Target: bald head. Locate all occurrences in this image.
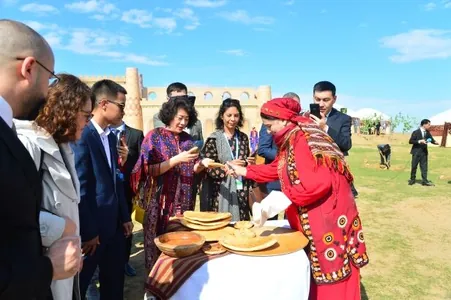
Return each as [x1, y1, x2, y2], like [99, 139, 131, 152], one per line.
[0, 19, 53, 65]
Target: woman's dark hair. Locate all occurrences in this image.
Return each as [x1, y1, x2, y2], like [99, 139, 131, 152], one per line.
[35, 73, 93, 144]
[260, 113, 279, 121]
[215, 98, 244, 129]
[159, 96, 198, 128]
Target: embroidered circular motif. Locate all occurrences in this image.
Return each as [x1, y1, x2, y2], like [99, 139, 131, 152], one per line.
[324, 248, 337, 261]
[357, 230, 365, 243]
[337, 215, 348, 228]
[352, 217, 360, 230]
[323, 232, 334, 245]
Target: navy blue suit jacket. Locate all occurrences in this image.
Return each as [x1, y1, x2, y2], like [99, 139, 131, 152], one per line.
[72, 122, 131, 243]
[257, 124, 281, 191]
[326, 108, 352, 156]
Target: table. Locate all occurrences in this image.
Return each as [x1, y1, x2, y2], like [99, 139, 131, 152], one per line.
[168, 220, 311, 300]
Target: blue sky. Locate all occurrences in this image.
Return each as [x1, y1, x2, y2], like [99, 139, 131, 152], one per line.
[1, 0, 450, 121]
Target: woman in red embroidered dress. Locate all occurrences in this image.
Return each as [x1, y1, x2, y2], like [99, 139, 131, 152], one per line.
[226, 98, 369, 300]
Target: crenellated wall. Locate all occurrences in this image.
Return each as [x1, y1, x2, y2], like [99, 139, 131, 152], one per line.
[80, 67, 272, 138]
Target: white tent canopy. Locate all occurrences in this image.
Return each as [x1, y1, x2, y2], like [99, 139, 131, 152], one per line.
[350, 108, 390, 120]
[430, 109, 451, 125]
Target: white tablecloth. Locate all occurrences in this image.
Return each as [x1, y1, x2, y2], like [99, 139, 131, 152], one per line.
[169, 220, 311, 300]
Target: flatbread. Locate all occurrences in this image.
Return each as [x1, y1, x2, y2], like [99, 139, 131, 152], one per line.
[207, 162, 225, 169]
[233, 229, 256, 238]
[193, 226, 236, 242]
[234, 221, 254, 229]
[219, 235, 277, 252]
[188, 146, 199, 154]
[184, 216, 232, 226]
[183, 211, 232, 223]
[181, 219, 230, 231]
[202, 242, 227, 255]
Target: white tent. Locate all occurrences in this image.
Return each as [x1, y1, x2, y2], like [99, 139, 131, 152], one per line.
[353, 108, 390, 120]
[430, 109, 451, 125]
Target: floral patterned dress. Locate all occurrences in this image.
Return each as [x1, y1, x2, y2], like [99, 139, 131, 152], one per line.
[131, 127, 197, 269]
[200, 130, 253, 221]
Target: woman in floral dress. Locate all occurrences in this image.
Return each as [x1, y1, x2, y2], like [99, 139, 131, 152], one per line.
[131, 96, 210, 272]
[199, 98, 255, 221]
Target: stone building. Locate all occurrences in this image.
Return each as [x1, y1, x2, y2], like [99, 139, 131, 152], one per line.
[80, 67, 272, 138]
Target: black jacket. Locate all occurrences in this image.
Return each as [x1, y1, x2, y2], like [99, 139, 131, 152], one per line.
[0, 117, 53, 299]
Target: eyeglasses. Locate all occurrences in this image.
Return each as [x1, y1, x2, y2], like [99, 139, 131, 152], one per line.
[106, 99, 125, 111]
[15, 57, 60, 86]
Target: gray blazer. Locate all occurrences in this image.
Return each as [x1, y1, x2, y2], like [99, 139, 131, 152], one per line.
[153, 112, 204, 147]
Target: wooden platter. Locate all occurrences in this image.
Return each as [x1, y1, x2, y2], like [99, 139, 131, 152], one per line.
[223, 226, 309, 257]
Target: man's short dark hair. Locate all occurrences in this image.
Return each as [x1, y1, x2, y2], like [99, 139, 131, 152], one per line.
[166, 82, 187, 97]
[283, 92, 300, 101]
[159, 96, 198, 128]
[313, 81, 336, 96]
[421, 119, 431, 126]
[91, 79, 127, 105]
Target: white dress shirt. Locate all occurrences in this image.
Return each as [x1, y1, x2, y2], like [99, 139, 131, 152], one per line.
[0, 95, 13, 128]
[91, 119, 112, 168]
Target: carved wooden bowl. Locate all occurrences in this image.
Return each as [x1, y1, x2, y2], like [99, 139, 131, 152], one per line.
[154, 231, 206, 258]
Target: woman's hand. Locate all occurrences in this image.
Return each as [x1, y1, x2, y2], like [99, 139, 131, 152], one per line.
[224, 163, 247, 178]
[246, 157, 256, 165]
[175, 151, 199, 164]
[201, 158, 214, 168]
[230, 159, 246, 166]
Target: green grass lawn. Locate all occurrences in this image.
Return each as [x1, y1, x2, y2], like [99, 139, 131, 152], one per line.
[348, 134, 451, 300]
[125, 133, 451, 300]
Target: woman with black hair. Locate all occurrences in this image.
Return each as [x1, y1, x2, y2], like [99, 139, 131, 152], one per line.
[131, 96, 211, 271]
[199, 98, 255, 221]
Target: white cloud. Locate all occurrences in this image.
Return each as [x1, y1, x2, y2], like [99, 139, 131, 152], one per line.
[220, 49, 247, 56]
[184, 0, 227, 8]
[445, 1, 451, 8]
[424, 2, 437, 10]
[65, 0, 115, 13]
[1, 0, 19, 6]
[380, 29, 451, 63]
[153, 17, 177, 33]
[121, 9, 153, 28]
[173, 8, 200, 30]
[24, 20, 60, 31]
[218, 10, 274, 25]
[20, 3, 59, 15]
[24, 22, 168, 66]
[283, 0, 295, 5]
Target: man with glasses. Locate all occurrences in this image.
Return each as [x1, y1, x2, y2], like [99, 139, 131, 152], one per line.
[0, 19, 82, 299]
[71, 79, 133, 300]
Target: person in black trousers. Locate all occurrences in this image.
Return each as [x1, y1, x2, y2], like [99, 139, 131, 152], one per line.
[408, 119, 438, 186]
[111, 120, 144, 276]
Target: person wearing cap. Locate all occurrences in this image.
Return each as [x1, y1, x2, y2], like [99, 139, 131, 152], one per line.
[226, 98, 369, 300]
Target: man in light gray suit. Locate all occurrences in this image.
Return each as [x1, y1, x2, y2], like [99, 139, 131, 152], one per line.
[153, 82, 204, 148]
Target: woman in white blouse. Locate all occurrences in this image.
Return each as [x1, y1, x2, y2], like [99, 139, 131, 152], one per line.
[14, 74, 93, 300]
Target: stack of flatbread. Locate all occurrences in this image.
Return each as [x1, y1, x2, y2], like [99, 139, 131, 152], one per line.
[181, 211, 232, 231]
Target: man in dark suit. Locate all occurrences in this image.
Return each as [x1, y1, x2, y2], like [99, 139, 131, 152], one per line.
[153, 82, 204, 148]
[0, 19, 81, 299]
[72, 80, 133, 300]
[110, 117, 144, 277]
[309, 81, 357, 197]
[258, 92, 300, 220]
[408, 119, 438, 186]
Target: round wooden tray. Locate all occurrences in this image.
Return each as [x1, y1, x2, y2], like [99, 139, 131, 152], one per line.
[225, 226, 309, 257]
